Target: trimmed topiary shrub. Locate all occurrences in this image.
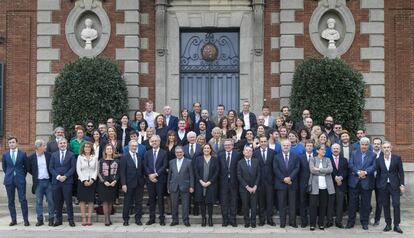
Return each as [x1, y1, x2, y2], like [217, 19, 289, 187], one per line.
[52, 57, 128, 135]
[290, 58, 365, 138]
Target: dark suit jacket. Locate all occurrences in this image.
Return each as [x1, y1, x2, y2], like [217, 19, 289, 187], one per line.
[166, 115, 179, 132]
[2, 149, 28, 185]
[189, 111, 201, 125]
[348, 150, 376, 190]
[376, 154, 405, 190]
[116, 126, 133, 147]
[273, 153, 300, 190]
[168, 158, 194, 193]
[143, 148, 168, 183]
[253, 148, 275, 186]
[194, 156, 219, 203]
[27, 152, 52, 194]
[298, 153, 311, 190]
[120, 152, 145, 188]
[238, 112, 257, 129]
[176, 131, 188, 146]
[329, 154, 348, 192]
[49, 150, 76, 185]
[218, 150, 241, 188]
[237, 158, 260, 189]
[46, 139, 59, 153]
[183, 143, 202, 161]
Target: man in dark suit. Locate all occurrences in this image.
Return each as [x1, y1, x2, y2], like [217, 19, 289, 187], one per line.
[210, 104, 226, 125]
[218, 139, 241, 227]
[2, 136, 29, 226]
[183, 131, 202, 160]
[189, 102, 202, 125]
[253, 136, 275, 226]
[372, 137, 384, 226]
[168, 146, 194, 227]
[47, 127, 65, 153]
[144, 135, 168, 226]
[238, 100, 257, 130]
[294, 109, 311, 132]
[237, 146, 260, 228]
[376, 141, 405, 234]
[27, 139, 55, 226]
[298, 140, 313, 228]
[49, 138, 76, 227]
[176, 119, 188, 146]
[273, 140, 300, 228]
[164, 105, 179, 132]
[120, 140, 145, 226]
[329, 143, 348, 228]
[346, 137, 376, 230]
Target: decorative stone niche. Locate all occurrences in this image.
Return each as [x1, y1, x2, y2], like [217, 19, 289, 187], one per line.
[65, 0, 111, 58]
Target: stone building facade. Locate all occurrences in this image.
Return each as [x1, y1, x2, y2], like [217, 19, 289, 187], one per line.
[0, 0, 411, 168]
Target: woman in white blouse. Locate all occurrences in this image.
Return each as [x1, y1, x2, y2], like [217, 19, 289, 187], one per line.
[76, 142, 98, 226]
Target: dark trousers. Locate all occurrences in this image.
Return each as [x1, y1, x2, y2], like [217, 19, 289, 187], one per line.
[122, 185, 144, 222]
[299, 186, 309, 226]
[258, 183, 274, 223]
[379, 184, 401, 226]
[171, 190, 190, 223]
[277, 189, 296, 225]
[53, 183, 74, 222]
[374, 187, 382, 222]
[5, 181, 28, 222]
[348, 183, 372, 226]
[240, 189, 257, 225]
[199, 200, 213, 218]
[147, 181, 166, 221]
[333, 188, 345, 224]
[220, 184, 238, 223]
[309, 189, 328, 227]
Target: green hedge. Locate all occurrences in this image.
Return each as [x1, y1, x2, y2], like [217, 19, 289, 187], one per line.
[52, 57, 128, 135]
[290, 58, 365, 138]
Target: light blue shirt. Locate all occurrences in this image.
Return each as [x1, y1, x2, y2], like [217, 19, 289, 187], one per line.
[37, 153, 49, 179]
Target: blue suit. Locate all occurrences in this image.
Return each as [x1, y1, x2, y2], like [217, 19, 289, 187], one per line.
[49, 150, 76, 222]
[2, 149, 29, 222]
[166, 115, 179, 132]
[347, 150, 376, 227]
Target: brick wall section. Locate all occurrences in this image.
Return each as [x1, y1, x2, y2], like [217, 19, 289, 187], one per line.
[138, 0, 155, 110]
[0, 1, 37, 152]
[385, 0, 414, 161]
[263, 0, 280, 114]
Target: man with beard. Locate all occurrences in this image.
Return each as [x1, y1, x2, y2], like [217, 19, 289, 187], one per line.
[322, 116, 336, 145]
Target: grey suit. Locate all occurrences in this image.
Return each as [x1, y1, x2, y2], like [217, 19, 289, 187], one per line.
[308, 157, 335, 195]
[168, 158, 194, 223]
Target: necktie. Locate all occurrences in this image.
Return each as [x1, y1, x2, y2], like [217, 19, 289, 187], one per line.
[335, 157, 339, 170]
[11, 151, 16, 165]
[247, 160, 251, 174]
[215, 139, 219, 152]
[133, 153, 137, 168]
[60, 151, 65, 165]
[284, 154, 289, 169]
[226, 152, 231, 169]
[361, 154, 365, 165]
[190, 144, 194, 158]
[308, 154, 311, 162]
[153, 150, 158, 173]
[262, 149, 266, 162]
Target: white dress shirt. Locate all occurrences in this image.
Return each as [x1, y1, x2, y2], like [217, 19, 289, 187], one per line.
[76, 155, 98, 181]
[37, 153, 49, 179]
[243, 112, 250, 129]
[176, 158, 184, 172]
[318, 162, 327, 189]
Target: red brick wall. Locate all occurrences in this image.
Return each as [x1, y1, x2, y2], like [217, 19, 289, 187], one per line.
[139, 0, 156, 110]
[0, 1, 37, 152]
[263, 0, 280, 112]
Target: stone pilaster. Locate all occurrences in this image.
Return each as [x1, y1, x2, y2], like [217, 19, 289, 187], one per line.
[361, 0, 385, 138]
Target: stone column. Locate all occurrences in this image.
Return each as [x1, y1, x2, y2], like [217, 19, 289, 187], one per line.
[360, 0, 385, 138]
[279, 0, 304, 108]
[36, 0, 61, 141]
[116, 0, 141, 115]
[155, 0, 168, 112]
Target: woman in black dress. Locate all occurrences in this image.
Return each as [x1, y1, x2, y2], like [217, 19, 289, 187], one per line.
[155, 114, 169, 146]
[76, 142, 98, 226]
[97, 144, 120, 226]
[165, 130, 177, 161]
[194, 144, 219, 227]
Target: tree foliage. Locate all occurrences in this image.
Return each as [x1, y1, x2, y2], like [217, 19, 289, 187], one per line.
[52, 57, 128, 135]
[290, 58, 365, 138]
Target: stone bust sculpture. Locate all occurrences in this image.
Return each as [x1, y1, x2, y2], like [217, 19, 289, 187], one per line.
[81, 18, 98, 50]
[321, 18, 340, 49]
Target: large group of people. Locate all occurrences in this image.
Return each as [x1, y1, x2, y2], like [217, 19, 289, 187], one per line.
[1, 100, 405, 233]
